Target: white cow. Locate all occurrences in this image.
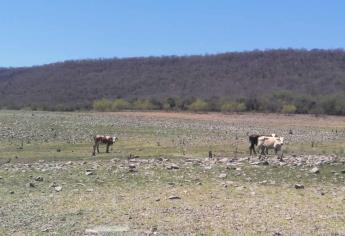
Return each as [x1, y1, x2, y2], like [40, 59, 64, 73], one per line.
[257, 135, 284, 160]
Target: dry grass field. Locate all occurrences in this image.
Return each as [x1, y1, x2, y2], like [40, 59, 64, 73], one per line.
[0, 110, 345, 235]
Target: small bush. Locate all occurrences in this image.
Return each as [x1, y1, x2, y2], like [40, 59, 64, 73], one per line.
[282, 104, 297, 114]
[188, 99, 210, 112]
[221, 102, 246, 112]
[93, 98, 112, 111]
[163, 97, 176, 110]
[111, 99, 131, 111]
[132, 99, 158, 110]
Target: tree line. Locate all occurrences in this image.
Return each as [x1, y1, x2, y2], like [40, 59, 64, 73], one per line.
[1, 49, 345, 111]
[91, 91, 345, 115]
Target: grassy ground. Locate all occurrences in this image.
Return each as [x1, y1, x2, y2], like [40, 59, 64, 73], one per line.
[0, 110, 345, 235]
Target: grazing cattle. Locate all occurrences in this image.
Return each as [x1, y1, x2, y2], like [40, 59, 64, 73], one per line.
[249, 134, 276, 155]
[257, 135, 284, 160]
[92, 135, 118, 156]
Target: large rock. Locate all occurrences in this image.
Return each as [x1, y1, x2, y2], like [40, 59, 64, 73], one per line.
[55, 186, 62, 192]
[128, 164, 136, 169]
[218, 173, 227, 179]
[26, 182, 35, 188]
[168, 195, 181, 200]
[85, 225, 129, 235]
[34, 176, 43, 181]
[166, 163, 179, 170]
[218, 158, 228, 163]
[294, 184, 304, 189]
[310, 167, 320, 174]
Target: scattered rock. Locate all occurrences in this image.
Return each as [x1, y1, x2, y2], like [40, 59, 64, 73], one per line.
[236, 186, 245, 190]
[167, 163, 179, 170]
[54, 186, 62, 192]
[261, 161, 269, 166]
[9, 191, 14, 194]
[218, 158, 228, 163]
[341, 169, 345, 174]
[49, 182, 58, 188]
[128, 164, 136, 169]
[168, 195, 181, 200]
[34, 176, 43, 181]
[295, 184, 304, 189]
[250, 161, 260, 165]
[85, 170, 94, 176]
[26, 182, 35, 188]
[218, 173, 227, 179]
[41, 228, 50, 232]
[151, 225, 158, 233]
[310, 167, 320, 174]
[226, 165, 236, 170]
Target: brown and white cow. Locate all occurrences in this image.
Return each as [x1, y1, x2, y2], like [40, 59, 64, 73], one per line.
[257, 135, 284, 160]
[92, 135, 118, 156]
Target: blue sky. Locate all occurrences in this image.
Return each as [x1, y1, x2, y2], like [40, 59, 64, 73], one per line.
[1, 0, 344, 67]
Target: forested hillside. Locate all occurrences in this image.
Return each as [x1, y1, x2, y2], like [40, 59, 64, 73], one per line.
[0, 49, 345, 114]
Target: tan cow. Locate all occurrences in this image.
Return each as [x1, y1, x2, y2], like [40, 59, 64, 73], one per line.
[249, 133, 277, 155]
[257, 135, 284, 160]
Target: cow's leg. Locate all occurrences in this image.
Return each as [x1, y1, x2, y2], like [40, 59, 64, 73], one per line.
[92, 143, 96, 156]
[249, 144, 254, 155]
[106, 144, 110, 153]
[279, 151, 284, 161]
[258, 145, 264, 159]
[97, 143, 100, 153]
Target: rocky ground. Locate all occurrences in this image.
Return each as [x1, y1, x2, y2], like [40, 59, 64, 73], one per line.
[0, 111, 344, 235]
[1, 155, 345, 235]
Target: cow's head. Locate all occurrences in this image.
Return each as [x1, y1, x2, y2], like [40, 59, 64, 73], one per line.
[280, 137, 284, 144]
[113, 136, 118, 142]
